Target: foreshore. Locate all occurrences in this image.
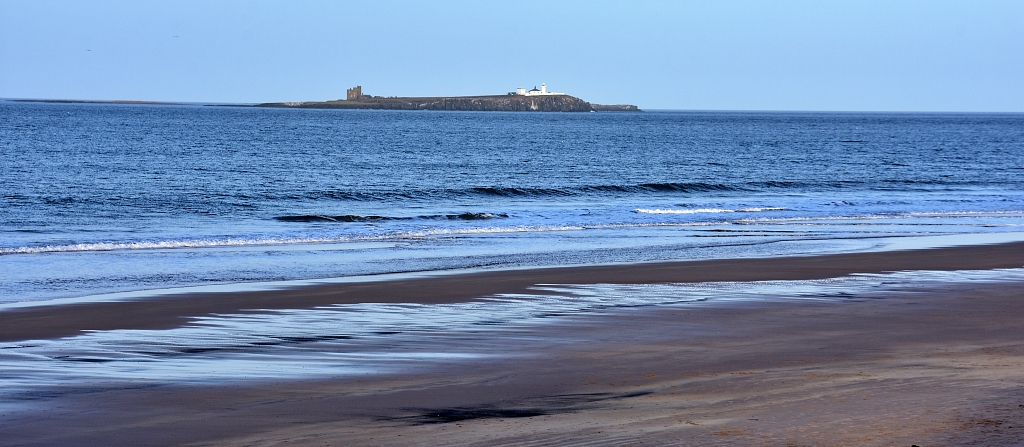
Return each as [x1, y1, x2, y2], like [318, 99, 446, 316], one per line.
[3, 242, 1024, 446]
[2, 241, 1024, 342]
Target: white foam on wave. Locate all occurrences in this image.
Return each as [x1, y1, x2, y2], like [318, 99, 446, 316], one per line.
[5, 207, 1019, 255]
[905, 210, 1024, 217]
[0, 236, 359, 255]
[735, 209, 1024, 224]
[0, 222, 717, 255]
[635, 207, 787, 214]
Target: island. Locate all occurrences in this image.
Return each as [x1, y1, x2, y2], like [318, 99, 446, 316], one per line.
[256, 84, 640, 112]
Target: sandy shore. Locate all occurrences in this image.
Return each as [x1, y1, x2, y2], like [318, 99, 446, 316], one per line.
[2, 242, 1024, 446]
[3, 241, 1024, 342]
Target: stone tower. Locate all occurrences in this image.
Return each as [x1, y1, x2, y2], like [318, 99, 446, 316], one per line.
[346, 86, 363, 101]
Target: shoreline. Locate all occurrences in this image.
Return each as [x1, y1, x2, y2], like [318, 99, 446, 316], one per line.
[2, 240, 1024, 342]
[4, 266, 1024, 445]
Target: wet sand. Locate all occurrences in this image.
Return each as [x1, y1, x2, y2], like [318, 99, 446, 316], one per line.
[2, 242, 1024, 446]
[3, 241, 1024, 342]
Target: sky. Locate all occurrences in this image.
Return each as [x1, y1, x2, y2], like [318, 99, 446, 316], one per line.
[1, 0, 1022, 111]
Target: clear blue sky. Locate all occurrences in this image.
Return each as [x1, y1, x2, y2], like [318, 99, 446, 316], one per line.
[2, 0, 1022, 111]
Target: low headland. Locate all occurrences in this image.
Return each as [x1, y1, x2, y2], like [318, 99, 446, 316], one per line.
[7, 84, 642, 112]
[11, 99, 186, 106]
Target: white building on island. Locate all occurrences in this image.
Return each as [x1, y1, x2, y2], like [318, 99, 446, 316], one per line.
[514, 83, 564, 96]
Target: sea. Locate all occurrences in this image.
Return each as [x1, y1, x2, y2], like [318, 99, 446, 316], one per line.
[2, 102, 1024, 392]
[3, 102, 1024, 303]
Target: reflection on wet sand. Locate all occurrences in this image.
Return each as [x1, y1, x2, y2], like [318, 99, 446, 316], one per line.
[3, 267, 1024, 396]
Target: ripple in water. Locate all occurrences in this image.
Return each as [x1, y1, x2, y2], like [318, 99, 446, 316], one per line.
[2, 267, 1024, 398]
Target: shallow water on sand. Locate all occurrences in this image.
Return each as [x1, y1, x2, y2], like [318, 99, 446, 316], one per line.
[3, 267, 1024, 399]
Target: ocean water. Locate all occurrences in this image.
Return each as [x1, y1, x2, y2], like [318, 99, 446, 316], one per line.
[2, 101, 1024, 302]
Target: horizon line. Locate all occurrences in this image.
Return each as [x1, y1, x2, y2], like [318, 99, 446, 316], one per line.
[3, 97, 1023, 114]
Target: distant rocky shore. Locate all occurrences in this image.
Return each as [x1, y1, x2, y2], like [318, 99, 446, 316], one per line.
[257, 94, 640, 113]
[8, 90, 641, 112]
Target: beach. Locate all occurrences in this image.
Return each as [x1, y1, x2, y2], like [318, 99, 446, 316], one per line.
[3, 242, 1024, 446]
[3, 104, 1024, 446]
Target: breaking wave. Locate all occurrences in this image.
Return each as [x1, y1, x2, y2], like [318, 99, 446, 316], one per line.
[634, 207, 788, 214]
[5, 208, 1020, 256]
[0, 221, 718, 255]
[294, 182, 787, 202]
[274, 212, 509, 223]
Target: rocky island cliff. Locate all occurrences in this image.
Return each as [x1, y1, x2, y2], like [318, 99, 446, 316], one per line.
[257, 85, 640, 112]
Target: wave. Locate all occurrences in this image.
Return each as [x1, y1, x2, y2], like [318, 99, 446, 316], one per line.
[275, 215, 394, 222]
[0, 221, 717, 255]
[732, 209, 1024, 224]
[0, 237, 353, 255]
[904, 210, 1024, 216]
[274, 212, 509, 223]
[288, 182, 783, 202]
[634, 207, 787, 214]
[466, 183, 741, 197]
[16, 180, 1016, 209]
[6, 208, 1020, 256]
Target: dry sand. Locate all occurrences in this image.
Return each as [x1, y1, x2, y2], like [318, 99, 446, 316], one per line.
[2, 242, 1024, 446]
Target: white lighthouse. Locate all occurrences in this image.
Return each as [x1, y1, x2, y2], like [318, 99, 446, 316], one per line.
[515, 83, 565, 96]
